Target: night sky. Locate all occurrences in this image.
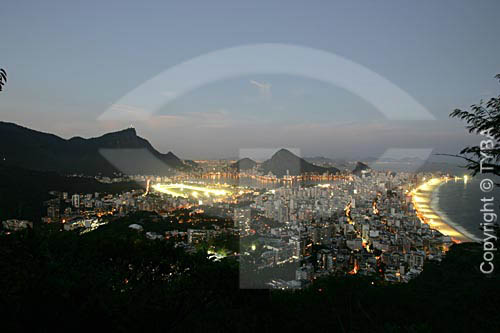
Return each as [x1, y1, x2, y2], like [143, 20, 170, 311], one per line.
[1, 0, 499, 159]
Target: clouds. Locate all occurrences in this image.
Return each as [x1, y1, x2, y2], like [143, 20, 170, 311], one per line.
[161, 90, 179, 99]
[141, 109, 236, 130]
[99, 104, 150, 121]
[171, 110, 234, 129]
[250, 80, 271, 99]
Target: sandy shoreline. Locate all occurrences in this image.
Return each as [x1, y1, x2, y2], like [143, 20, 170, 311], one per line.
[411, 178, 478, 243]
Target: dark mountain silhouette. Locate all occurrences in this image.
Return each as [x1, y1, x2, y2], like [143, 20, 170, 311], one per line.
[261, 149, 339, 177]
[0, 122, 190, 176]
[352, 161, 371, 176]
[162, 151, 185, 169]
[231, 158, 257, 171]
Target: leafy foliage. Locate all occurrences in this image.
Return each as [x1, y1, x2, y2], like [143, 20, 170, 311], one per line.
[0, 68, 6, 91]
[448, 74, 500, 180]
[0, 164, 142, 222]
[1, 219, 499, 332]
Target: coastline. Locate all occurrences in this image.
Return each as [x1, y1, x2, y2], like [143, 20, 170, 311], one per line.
[411, 178, 478, 243]
[429, 181, 481, 243]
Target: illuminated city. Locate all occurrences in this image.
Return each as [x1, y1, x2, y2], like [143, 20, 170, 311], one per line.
[1, 1, 499, 331]
[152, 183, 233, 199]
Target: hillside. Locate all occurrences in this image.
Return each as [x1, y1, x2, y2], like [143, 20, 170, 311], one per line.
[0, 220, 498, 332]
[261, 149, 339, 177]
[0, 164, 142, 223]
[231, 158, 257, 171]
[0, 122, 189, 176]
[352, 161, 371, 176]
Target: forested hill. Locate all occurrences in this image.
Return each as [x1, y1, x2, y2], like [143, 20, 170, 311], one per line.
[0, 121, 191, 176]
[0, 214, 498, 332]
[0, 164, 142, 223]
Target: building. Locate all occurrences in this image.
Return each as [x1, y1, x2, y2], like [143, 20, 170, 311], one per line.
[2, 219, 33, 231]
[187, 229, 215, 244]
[47, 206, 60, 221]
[234, 207, 251, 228]
[71, 194, 80, 208]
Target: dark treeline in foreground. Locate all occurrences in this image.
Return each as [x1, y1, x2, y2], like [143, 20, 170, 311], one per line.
[0, 164, 142, 223]
[0, 215, 499, 332]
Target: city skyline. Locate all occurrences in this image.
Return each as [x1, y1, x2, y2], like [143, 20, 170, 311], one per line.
[1, 2, 500, 330]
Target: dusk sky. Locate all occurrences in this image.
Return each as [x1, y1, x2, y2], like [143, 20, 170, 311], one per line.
[2, 0, 500, 159]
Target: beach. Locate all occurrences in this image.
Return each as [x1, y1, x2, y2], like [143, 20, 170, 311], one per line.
[411, 177, 479, 243]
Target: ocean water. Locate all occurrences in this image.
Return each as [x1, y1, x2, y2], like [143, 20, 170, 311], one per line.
[436, 177, 500, 242]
